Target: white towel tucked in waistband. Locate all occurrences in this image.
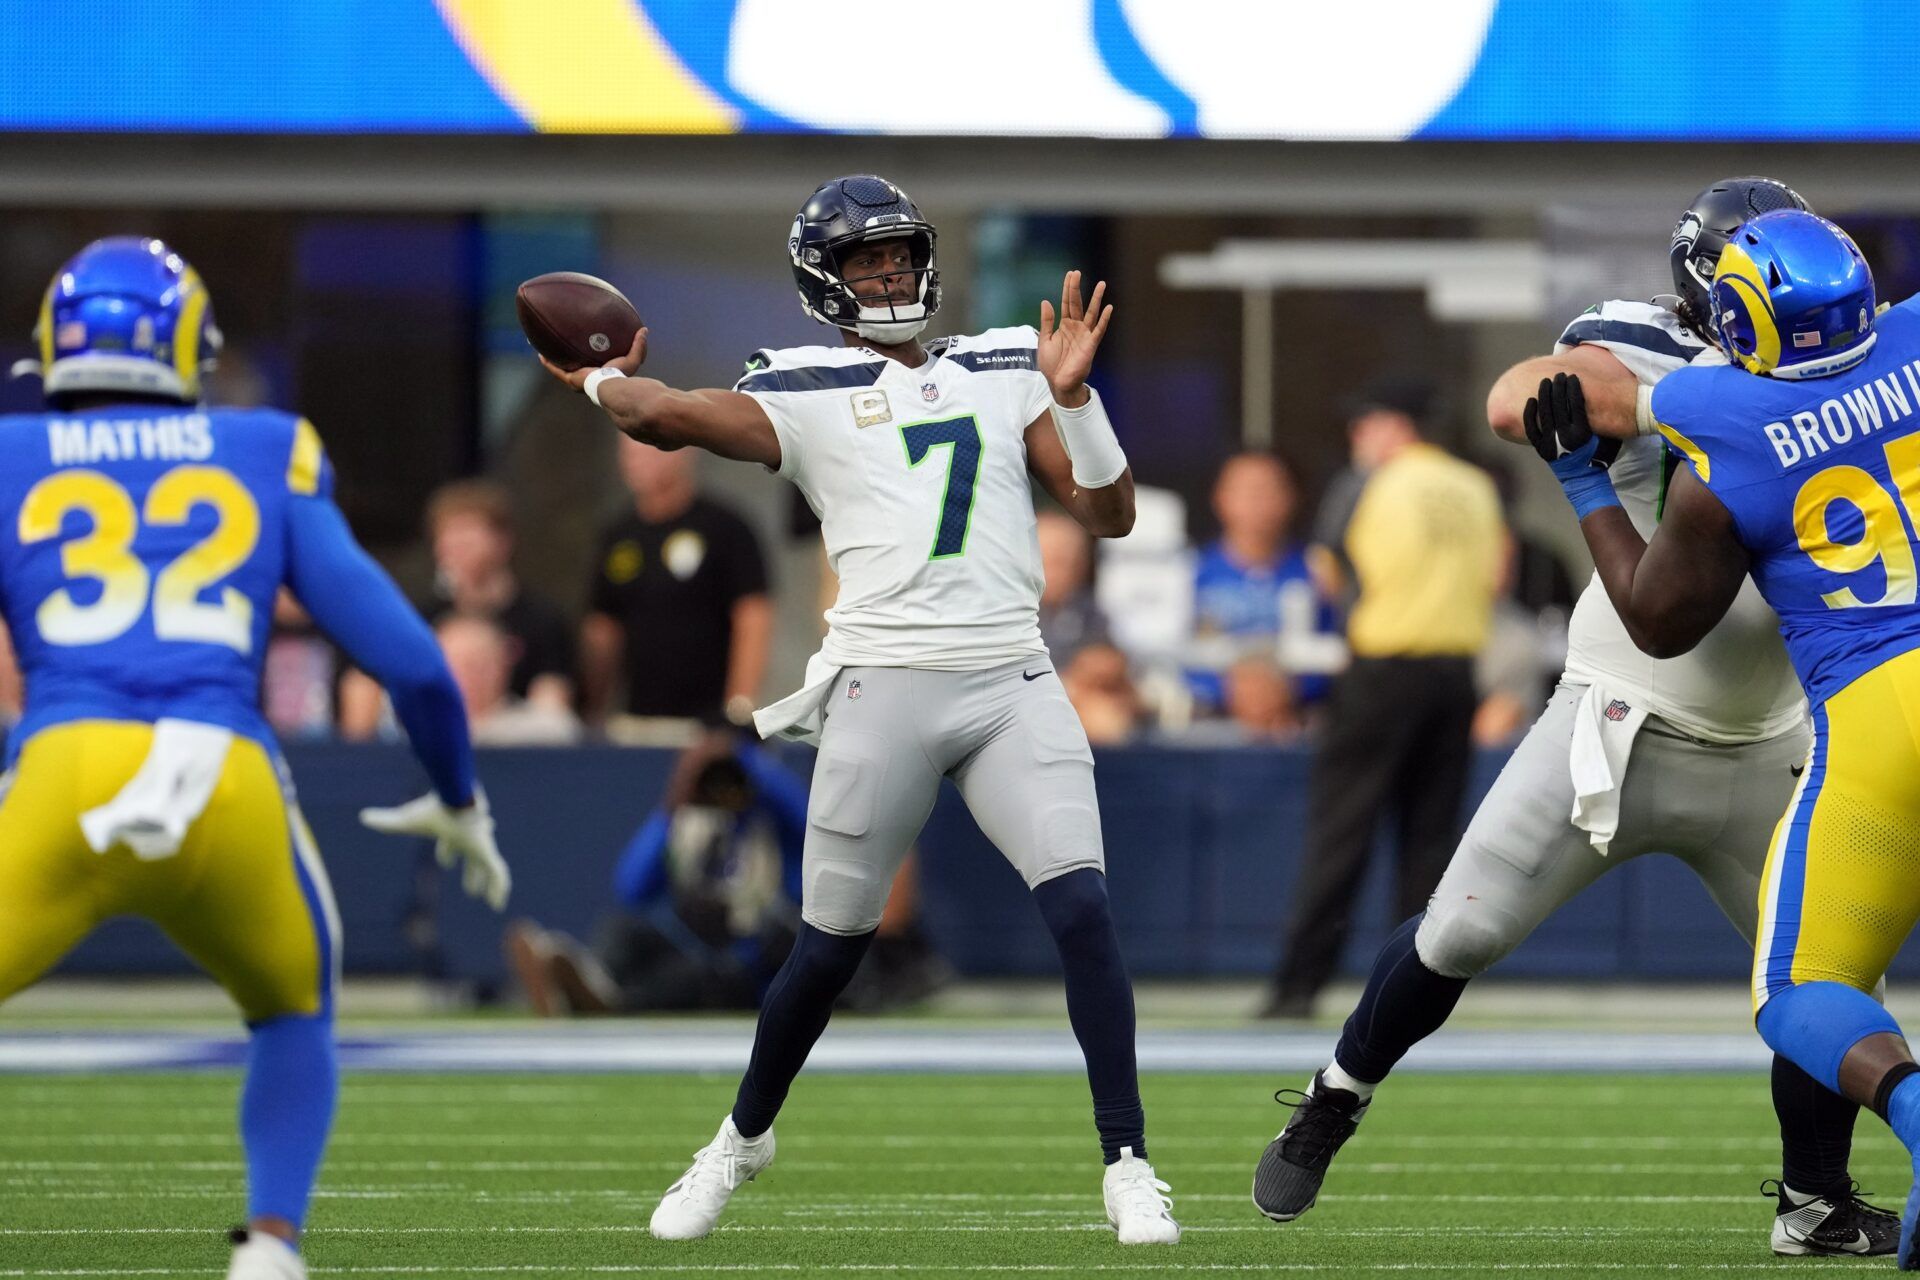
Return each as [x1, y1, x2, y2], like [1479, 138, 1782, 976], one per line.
[752, 652, 843, 747]
[80, 719, 236, 861]
[1568, 683, 1649, 856]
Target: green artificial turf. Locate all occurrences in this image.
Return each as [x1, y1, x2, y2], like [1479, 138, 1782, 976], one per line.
[0, 1071, 1907, 1276]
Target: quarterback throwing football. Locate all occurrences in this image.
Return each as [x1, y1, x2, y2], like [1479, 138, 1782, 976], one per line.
[542, 175, 1178, 1246]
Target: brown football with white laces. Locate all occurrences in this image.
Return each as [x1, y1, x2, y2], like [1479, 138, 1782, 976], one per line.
[514, 272, 642, 371]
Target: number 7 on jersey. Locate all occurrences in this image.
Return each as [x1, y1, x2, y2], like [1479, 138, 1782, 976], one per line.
[899, 416, 982, 560]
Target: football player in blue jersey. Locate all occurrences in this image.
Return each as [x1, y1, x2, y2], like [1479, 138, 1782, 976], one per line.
[1256, 179, 1898, 1257]
[0, 238, 511, 1280]
[1527, 209, 1920, 1266]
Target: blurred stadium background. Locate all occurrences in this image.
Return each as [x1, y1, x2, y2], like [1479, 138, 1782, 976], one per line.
[9, 1, 1920, 1274]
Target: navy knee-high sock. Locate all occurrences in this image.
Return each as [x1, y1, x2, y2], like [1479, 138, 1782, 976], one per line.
[732, 924, 874, 1138]
[1034, 869, 1144, 1164]
[1333, 915, 1470, 1085]
[1772, 1052, 1860, 1198]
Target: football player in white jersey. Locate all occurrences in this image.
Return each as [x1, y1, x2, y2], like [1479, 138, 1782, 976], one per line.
[1253, 177, 1898, 1258]
[540, 175, 1179, 1246]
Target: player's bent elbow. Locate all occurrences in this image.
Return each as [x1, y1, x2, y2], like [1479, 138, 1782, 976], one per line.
[1632, 625, 1701, 661]
[1485, 379, 1528, 444]
[1091, 506, 1135, 539]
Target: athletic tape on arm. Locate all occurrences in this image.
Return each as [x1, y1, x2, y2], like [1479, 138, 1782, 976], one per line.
[1051, 387, 1127, 489]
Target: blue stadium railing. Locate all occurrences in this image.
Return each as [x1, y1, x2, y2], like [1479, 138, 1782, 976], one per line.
[54, 742, 1908, 988]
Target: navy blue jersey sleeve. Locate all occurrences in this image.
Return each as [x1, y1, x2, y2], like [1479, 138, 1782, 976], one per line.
[285, 495, 476, 807]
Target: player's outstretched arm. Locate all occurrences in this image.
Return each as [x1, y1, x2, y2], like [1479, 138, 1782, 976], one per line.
[1031, 271, 1134, 537]
[286, 497, 511, 909]
[540, 330, 782, 468]
[1529, 376, 1747, 657]
[1488, 344, 1640, 444]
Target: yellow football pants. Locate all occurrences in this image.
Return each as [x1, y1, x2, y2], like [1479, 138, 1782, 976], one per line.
[1754, 647, 1920, 1010]
[0, 720, 337, 1021]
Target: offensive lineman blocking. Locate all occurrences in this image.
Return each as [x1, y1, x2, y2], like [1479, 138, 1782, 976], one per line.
[1253, 179, 1894, 1256]
[542, 175, 1180, 1245]
[1524, 208, 1920, 1267]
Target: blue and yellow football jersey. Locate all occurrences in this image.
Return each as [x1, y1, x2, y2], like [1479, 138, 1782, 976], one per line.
[0, 400, 474, 1018]
[1653, 297, 1920, 1008]
[1651, 296, 1920, 704]
[0, 405, 329, 751]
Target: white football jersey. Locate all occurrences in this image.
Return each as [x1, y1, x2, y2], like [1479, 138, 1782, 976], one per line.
[743, 327, 1057, 738]
[1554, 299, 1805, 742]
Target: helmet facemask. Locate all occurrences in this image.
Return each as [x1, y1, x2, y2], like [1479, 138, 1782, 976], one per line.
[840, 228, 939, 343]
[792, 216, 942, 344]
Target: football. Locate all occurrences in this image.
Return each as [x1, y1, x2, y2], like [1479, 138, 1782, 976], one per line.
[514, 271, 643, 371]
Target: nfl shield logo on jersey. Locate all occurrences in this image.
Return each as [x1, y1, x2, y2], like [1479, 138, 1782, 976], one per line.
[921, 382, 939, 403]
[847, 679, 863, 700]
[1604, 698, 1631, 722]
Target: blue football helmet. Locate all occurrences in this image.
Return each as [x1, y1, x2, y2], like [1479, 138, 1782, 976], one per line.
[1710, 211, 1876, 381]
[788, 175, 941, 343]
[1668, 176, 1809, 341]
[33, 236, 221, 404]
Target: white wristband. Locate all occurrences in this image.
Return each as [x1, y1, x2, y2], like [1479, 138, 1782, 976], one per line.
[584, 366, 626, 408]
[1050, 386, 1127, 490]
[1634, 384, 1657, 436]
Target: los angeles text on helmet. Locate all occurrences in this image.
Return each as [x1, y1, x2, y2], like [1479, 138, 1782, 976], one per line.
[1762, 359, 1920, 471]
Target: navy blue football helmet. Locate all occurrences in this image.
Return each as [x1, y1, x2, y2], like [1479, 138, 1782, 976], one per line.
[1669, 177, 1809, 340]
[788, 175, 941, 343]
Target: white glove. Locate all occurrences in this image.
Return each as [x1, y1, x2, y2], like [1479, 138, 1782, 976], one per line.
[359, 789, 512, 911]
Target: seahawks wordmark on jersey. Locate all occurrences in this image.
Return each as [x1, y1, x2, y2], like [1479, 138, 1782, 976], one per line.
[743, 327, 1057, 743]
[1553, 299, 1804, 742]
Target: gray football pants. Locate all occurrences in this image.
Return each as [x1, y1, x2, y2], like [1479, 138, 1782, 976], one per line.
[801, 661, 1105, 936]
[1416, 681, 1811, 978]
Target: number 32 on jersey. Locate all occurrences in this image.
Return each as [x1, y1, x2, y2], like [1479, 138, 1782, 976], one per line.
[18, 466, 259, 651]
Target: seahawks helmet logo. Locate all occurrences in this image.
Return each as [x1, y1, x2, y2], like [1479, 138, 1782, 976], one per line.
[787, 214, 804, 262]
[1671, 213, 1702, 254]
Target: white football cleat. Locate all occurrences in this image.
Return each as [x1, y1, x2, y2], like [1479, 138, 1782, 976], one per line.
[226, 1230, 306, 1280]
[1103, 1146, 1180, 1244]
[649, 1115, 775, 1240]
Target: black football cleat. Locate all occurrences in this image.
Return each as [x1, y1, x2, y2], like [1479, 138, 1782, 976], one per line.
[1253, 1071, 1369, 1222]
[1764, 1179, 1899, 1257]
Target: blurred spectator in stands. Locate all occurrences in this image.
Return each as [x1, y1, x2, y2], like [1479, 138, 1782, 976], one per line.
[504, 732, 947, 1013]
[1266, 376, 1504, 1018]
[1470, 526, 1562, 748]
[1224, 656, 1305, 743]
[340, 479, 573, 737]
[261, 592, 337, 739]
[1169, 655, 1305, 746]
[438, 613, 581, 746]
[1038, 510, 1111, 667]
[1189, 452, 1339, 714]
[1484, 463, 1579, 620]
[1060, 641, 1144, 745]
[582, 440, 772, 727]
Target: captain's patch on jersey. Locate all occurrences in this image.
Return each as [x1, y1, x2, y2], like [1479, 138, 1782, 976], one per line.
[850, 389, 891, 428]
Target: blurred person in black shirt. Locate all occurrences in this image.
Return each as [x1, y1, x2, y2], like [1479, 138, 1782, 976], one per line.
[582, 438, 773, 724]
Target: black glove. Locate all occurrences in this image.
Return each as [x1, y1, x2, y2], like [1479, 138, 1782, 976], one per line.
[1523, 372, 1621, 469]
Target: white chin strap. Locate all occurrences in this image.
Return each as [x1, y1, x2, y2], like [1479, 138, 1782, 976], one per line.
[853, 303, 928, 343]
